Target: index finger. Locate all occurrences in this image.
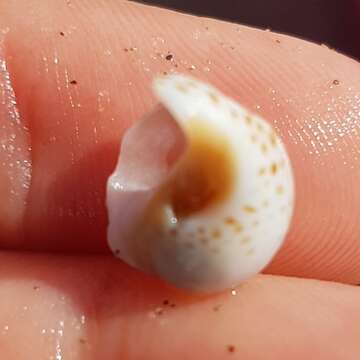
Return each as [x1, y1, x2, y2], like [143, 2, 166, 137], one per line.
[0, 0, 360, 284]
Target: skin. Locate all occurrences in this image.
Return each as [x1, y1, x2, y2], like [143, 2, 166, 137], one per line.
[0, 0, 359, 358]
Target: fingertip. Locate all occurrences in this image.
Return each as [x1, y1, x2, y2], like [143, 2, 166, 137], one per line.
[0, 0, 360, 284]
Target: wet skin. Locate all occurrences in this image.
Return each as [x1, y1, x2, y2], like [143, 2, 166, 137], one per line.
[0, 1, 360, 359]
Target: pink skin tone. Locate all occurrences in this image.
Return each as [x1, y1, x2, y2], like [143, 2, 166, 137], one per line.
[0, 1, 359, 359]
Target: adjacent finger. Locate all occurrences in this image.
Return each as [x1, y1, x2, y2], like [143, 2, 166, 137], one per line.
[0, 1, 360, 283]
[0, 252, 358, 359]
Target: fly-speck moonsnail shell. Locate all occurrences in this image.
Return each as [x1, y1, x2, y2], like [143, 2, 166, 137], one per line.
[106, 74, 294, 292]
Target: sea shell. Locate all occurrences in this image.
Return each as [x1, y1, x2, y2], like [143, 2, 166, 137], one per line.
[106, 74, 294, 292]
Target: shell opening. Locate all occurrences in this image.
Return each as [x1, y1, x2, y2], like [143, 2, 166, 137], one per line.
[159, 116, 235, 220]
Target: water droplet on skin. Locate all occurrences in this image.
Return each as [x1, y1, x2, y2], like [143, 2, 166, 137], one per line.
[2, 325, 9, 334]
[193, 30, 201, 40]
[1, 27, 10, 35]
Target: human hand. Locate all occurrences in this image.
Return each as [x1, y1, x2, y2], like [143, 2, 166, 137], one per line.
[0, 1, 359, 358]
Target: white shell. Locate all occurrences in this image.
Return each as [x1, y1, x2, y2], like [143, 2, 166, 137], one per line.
[106, 74, 294, 292]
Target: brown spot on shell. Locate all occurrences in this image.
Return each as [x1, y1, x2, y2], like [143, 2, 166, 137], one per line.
[333, 79, 340, 85]
[224, 216, 236, 225]
[243, 205, 256, 213]
[270, 163, 278, 175]
[225, 218, 243, 230]
[259, 167, 266, 176]
[79, 338, 87, 345]
[208, 91, 219, 104]
[245, 115, 252, 125]
[165, 54, 173, 61]
[269, 132, 277, 147]
[187, 80, 197, 88]
[70, 80, 77, 85]
[211, 228, 222, 239]
[256, 122, 264, 132]
[234, 224, 243, 233]
[176, 83, 188, 93]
